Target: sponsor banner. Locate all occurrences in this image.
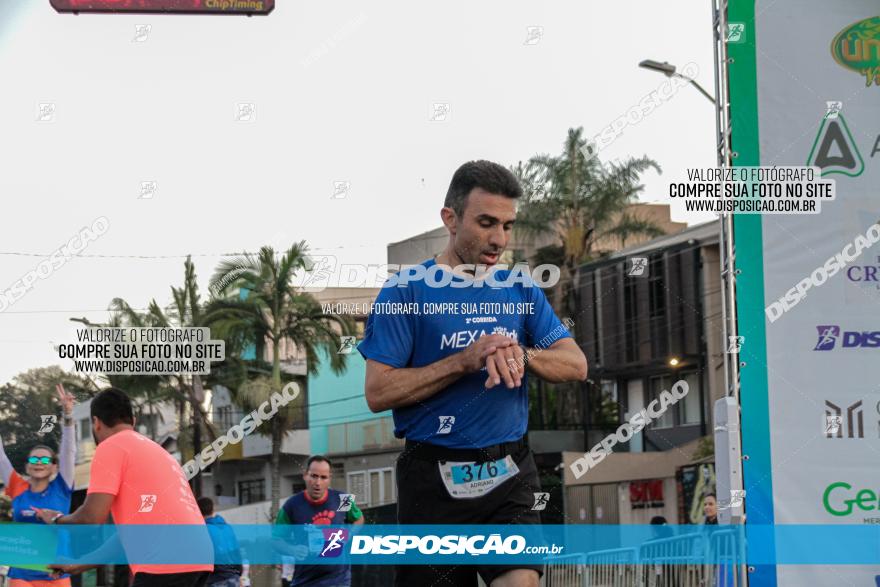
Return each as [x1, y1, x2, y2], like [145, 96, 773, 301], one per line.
[2, 525, 880, 565]
[739, 0, 880, 584]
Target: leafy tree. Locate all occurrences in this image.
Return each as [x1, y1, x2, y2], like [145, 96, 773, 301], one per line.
[0, 367, 93, 471]
[205, 243, 354, 518]
[511, 127, 664, 314]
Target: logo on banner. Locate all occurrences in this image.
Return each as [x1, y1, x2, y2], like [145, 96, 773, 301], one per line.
[831, 16, 880, 87]
[814, 325, 840, 350]
[320, 528, 348, 558]
[847, 260, 880, 289]
[806, 114, 864, 177]
[813, 325, 880, 350]
[824, 400, 864, 438]
[823, 482, 880, 522]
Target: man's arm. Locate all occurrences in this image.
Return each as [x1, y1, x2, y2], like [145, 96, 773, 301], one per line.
[48, 526, 127, 576]
[521, 338, 588, 383]
[346, 501, 365, 526]
[365, 334, 517, 412]
[57, 492, 114, 525]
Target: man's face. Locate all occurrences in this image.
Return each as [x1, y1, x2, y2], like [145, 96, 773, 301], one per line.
[444, 188, 516, 267]
[91, 416, 115, 445]
[304, 460, 331, 500]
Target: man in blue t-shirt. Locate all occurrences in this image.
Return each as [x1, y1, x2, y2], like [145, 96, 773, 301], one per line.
[358, 159, 588, 587]
[274, 455, 364, 587]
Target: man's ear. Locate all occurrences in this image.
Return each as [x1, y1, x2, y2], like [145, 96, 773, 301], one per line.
[440, 207, 458, 235]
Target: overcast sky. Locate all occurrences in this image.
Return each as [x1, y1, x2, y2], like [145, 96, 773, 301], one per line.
[0, 0, 716, 385]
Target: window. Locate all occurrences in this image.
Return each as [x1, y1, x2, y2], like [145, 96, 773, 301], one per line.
[238, 479, 265, 505]
[679, 372, 702, 425]
[648, 375, 674, 429]
[648, 255, 667, 358]
[596, 379, 620, 428]
[347, 472, 367, 506]
[347, 468, 395, 507]
[623, 278, 638, 362]
[79, 418, 91, 441]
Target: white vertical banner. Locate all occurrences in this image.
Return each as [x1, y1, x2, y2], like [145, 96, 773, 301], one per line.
[755, 2, 880, 585]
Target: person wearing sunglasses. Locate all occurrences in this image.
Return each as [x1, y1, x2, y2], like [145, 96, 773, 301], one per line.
[0, 384, 77, 587]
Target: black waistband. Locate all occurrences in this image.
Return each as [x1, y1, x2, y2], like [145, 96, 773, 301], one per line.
[403, 436, 529, 463]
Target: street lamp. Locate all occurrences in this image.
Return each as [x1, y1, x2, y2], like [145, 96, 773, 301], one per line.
[639, 59, 716, 105]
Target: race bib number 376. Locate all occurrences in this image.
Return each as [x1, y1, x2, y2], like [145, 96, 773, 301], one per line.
[439, 455, 519, 499]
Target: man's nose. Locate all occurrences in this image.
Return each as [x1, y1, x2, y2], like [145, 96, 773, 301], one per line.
[488, 226, 507, 247]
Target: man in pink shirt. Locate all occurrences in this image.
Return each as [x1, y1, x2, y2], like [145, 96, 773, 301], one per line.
[35, 388, 214, 587]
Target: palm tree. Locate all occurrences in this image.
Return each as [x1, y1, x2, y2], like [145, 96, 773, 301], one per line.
[512, 127, 665, 314]
[103, 256, 219, 496]
[513, 127, 666, 433]
[205, 242, 354, 519]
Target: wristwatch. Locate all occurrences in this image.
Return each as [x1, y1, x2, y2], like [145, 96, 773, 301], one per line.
[49, 513, 64, 524]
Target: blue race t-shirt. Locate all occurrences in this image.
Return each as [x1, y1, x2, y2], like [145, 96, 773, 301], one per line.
[8, 472, 73, 581]
[357, 258, 571, 448]
[275, 489, 362, 587]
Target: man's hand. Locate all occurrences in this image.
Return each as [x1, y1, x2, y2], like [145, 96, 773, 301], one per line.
[457, 334, 517, 373]
[484, 344, 525, 389]
[32, 507, 62, 524]
[49, 563, 93, 577]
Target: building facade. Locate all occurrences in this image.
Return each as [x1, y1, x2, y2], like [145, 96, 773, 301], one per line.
[563, 220, 723, 525]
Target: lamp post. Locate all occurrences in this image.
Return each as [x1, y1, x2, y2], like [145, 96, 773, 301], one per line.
[638, 59, 717, 105]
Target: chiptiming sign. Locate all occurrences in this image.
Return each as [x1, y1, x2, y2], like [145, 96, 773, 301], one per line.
[50, 0, 274, 14]
[731, 1, 880, 586]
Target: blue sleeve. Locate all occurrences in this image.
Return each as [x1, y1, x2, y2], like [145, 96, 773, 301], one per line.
[524, 285, 571, 348]
[51, 473, 73, 499]
[357, 285, 415, 368]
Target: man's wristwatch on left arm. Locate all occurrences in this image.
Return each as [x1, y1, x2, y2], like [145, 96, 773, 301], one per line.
[49, 513, 64, 524]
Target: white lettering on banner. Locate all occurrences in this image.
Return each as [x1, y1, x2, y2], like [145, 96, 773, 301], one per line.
[349, 534, 540, 555]
[765, 222, 880, 322]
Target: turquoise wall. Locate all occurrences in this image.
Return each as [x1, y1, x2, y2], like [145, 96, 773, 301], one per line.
[309, 348, 390, 454]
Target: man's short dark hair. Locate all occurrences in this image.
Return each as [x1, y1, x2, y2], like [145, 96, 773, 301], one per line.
[444, 160, 522, 217]
[197, 497, 214, 516]
[90, 388, 134, 427]
[306, 455, 331, 471]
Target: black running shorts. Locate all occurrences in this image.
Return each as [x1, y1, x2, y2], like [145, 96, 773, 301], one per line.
[394, 439, 543, 586]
